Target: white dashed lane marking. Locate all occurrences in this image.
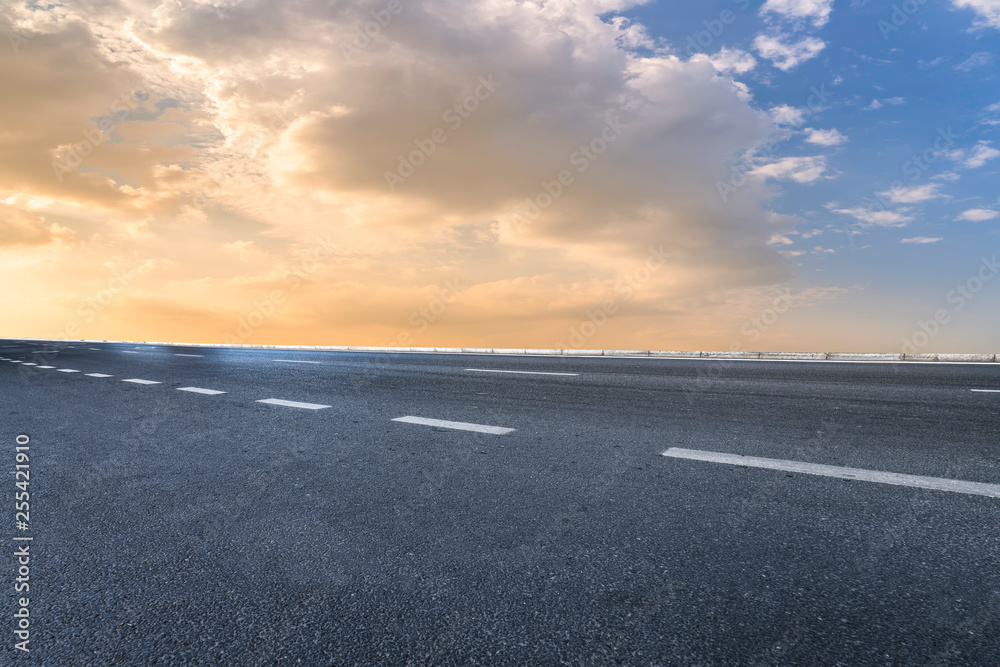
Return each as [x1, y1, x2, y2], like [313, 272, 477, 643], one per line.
[256, 398, 330, 410]
[971, 389, 1000, 393]
[122, 379, 160, 385]
[392, 416, 515, 435]
[37, 366, 55, 369]
[465, 368, 579, 376]
[21, 363, 37, 366]
[177, 387, 226, 395]
[122, 351, 140, 354]
[175, 354, 204, 357]
[57, 369, 80, 373]
[273, 360, 322, 364]
[662, 448, 1000, 499]
[86, 373, 113, 378]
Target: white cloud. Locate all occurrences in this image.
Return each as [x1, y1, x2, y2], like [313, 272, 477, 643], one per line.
[866, 97, 905, 110]
[707, 48, 757, 75]
[955, 51, 993, 70]
[901, 236, 943, 244]
[753, 34, 826, 71]
[952, 0, 1000, 29]
[933, 171, 961, 182]
[879, 183, 943, 204]
[945, 140, 1000, 168]
[830, 206, 913, 227]
[805, 127, 847, 146]
[957, 208, 999, 221]
[760, 0, 835, 27]
[751, 156, 827, 183]
[769, 104, 807, 126]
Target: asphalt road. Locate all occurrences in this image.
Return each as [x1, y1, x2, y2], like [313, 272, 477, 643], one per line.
[1, 339, 999, 666]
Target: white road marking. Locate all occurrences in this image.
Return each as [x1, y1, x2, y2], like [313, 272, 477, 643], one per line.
[37, 366, 55, 369]
[21, 363, 37, 366]
[971, 389, 1000, 393]
[392, 416, 515, 435]
[257, 398, 330, 410]
[178, 387, 226, 395]
[88, 347, 101, 350]
[8, 360, 22, 363]
[662, 448, 1000, 499]
[465, 368, 579, 376]
[273, 359, 322, 364]
[122, 379, 160, 384]
[57, 369, 80, 373]
[175, 354, 204, 357]
[121, 351, 140, 354]
[86, 373, 113, 378]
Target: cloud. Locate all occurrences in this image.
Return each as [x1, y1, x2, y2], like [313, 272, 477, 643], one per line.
[952, 0, 1000, 29]
[879, 183, 943, 204]
[805, 127, 847, 146]
[955, 51, 993, 70]
[957, 208, 999, 221]
[830, 206, 913, 227]
[706, 48, 757, 75]
[760, 0, 835, 27]
[901, 236, 942, 244]
[945, 140, 1000, 168]
[753, 34, 826, 71]
[0, 204, 75, 247]
[751, 156, 828, 183]
[0, 0, 808, 349]
[769, 104, 807, 126]
[865, 97, 905, 110]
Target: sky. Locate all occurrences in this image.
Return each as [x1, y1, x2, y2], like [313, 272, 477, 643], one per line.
[0, 0, 998, 353]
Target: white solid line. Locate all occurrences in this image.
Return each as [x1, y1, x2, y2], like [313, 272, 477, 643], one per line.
[178, 387, 226, 395]
[57, 369, 80, 373]
[175, 354, 204, 357]
[971, 389, 1000, 393]
[273, 359, 322, 364]
[122, 379, 160, 384]
[465, 368, 580, 376]
[86, 373, 113, 378]
[392, 416, 515, 435]
[662, 448, 1000, 499]
[257, 398, 331, 410]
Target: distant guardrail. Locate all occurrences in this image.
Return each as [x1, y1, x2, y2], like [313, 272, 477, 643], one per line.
[1, 338, 996, 363]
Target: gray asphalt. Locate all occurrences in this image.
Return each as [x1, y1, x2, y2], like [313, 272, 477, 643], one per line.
[1, 339, 999, 666]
